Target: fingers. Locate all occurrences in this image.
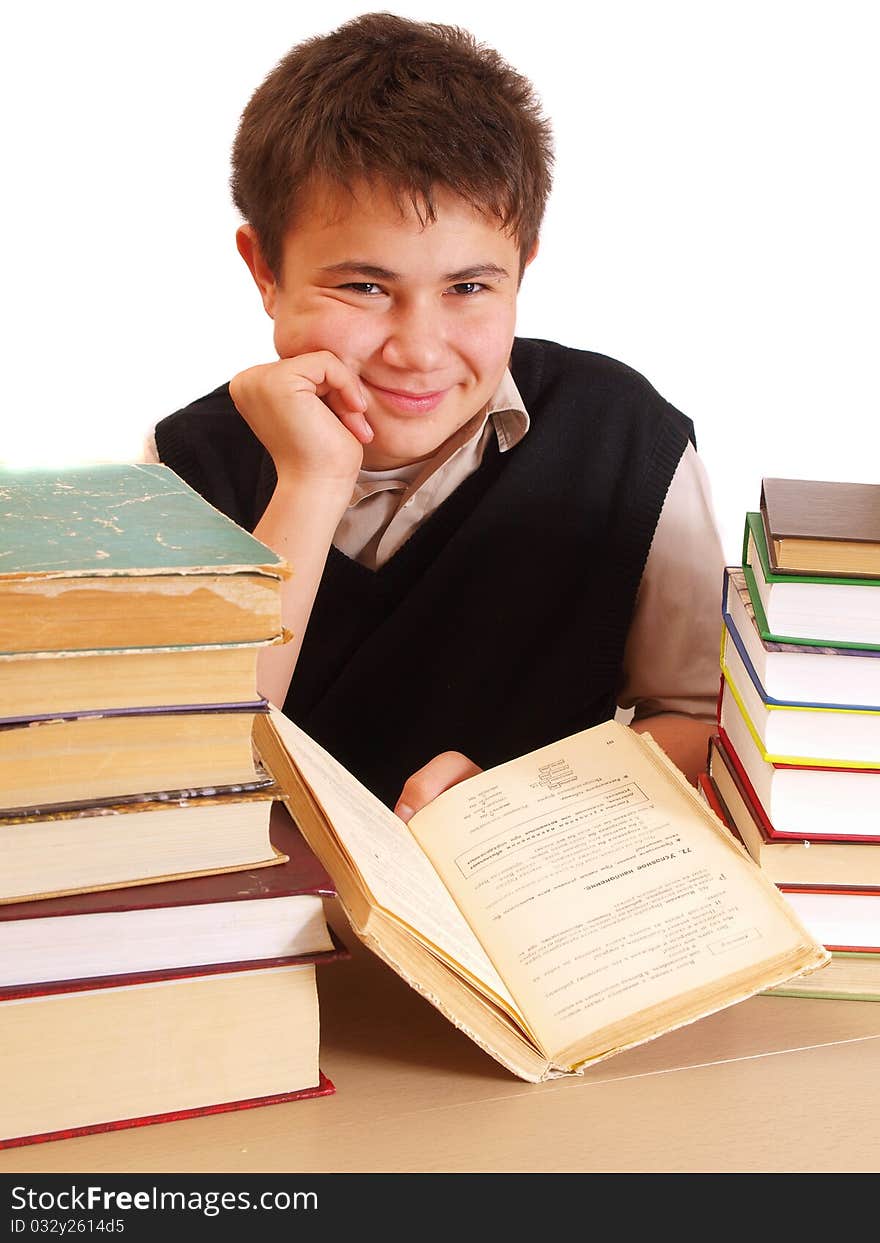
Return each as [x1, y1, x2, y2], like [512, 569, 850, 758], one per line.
[394, 751, 483, 823]
[282, 351, 374, 444]
[231, 353, 374, 449]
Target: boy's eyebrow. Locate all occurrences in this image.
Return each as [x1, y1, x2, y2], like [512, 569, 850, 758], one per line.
[317, 261, 511, 283]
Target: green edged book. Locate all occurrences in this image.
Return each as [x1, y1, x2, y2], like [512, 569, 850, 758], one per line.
[764, 952, 880, 1002]
[742, 512, 880, 651]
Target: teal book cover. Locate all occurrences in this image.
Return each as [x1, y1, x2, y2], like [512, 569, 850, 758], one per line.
[0, 463, 287, 579]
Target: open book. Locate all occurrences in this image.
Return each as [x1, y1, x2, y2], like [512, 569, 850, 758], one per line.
[255, 709, 828, 1083]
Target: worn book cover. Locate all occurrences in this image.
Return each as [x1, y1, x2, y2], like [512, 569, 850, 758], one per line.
[1, 781, 284, 906]
[0, 703, 267, 811]
[0, 463, 289, 653]
[0, 641, 272, 720]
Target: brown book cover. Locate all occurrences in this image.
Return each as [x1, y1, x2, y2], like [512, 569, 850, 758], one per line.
[761, 477, 880, 576]
[0, 802, 343, 995]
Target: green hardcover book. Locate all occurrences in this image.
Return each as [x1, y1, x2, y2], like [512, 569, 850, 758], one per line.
[742, 512, 880, 651]
[764, 952, 880, 1002]
[0, 463, 289, 657]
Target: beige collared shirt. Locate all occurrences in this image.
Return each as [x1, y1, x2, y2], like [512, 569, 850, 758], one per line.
[144, 368, 724, 721]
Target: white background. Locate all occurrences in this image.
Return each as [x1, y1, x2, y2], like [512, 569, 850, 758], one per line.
[2, 0, 877, 561]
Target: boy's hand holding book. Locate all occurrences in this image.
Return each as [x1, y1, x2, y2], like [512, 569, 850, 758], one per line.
[257, 707, 828, 1082]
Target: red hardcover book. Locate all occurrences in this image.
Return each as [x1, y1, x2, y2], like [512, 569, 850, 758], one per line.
[0, 802, 347, 1149]
[708, 731, 880, 885]
[716, 674, 880, 841]
[2, 1074, 337, 1151]
[699, 768, 880, 953]
[0, 800, 339, 992]
[0, 957, 339, 1149]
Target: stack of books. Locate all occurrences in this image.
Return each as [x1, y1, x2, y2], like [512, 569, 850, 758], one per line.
[0, 464, 343, 1149]
[700, 477, 880, 1003]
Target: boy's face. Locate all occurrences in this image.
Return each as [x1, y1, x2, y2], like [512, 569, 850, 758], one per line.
[243, 180, 533, 470]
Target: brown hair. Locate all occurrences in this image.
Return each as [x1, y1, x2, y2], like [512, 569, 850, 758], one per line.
[230, 12, 554, 279]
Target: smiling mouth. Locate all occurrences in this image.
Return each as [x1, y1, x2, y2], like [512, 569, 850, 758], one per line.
[365, 382, 450, 414]
[368, 382, 448, 399]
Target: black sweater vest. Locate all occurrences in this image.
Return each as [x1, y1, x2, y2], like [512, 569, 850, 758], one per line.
[156, 337, 694, 806]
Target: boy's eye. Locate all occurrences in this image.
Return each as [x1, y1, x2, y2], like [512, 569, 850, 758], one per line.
[448, 282, 486, 296]
[342, 282, 385, 296]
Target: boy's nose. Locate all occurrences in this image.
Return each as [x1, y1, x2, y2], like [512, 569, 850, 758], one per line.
[380, 308, 447, 374]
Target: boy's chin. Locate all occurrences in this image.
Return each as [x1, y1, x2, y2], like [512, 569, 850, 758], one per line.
[360, 424, 453, 472]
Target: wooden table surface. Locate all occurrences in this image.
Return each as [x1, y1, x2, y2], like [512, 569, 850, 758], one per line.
[3, 904, 880, 1174]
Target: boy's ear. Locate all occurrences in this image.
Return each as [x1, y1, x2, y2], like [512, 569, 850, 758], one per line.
[236, 224, 278, 318]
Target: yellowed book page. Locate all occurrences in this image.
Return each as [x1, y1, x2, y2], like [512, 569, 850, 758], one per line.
[267, 709, 516, 1009]
[408, 720, 821, 1059]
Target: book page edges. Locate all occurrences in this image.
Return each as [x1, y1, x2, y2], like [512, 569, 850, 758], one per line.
[0, 1072, 335, 1151]
[349, 896, 562, 1083]
[721, 664, 880, 768]
[0, 847, 288, 907]
[0, 635, 285, 661]
[0, 562, 290, 583]
[259, 720, 530, 1037]
[745, 513, 880, 587]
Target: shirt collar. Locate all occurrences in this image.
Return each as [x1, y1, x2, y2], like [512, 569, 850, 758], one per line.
[349, 366, 529, 507]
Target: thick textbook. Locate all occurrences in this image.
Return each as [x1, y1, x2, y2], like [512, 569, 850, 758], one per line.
[761, 477, 880, 578]
[0, 463, 288, 654]
[0, 641, 270, 721]
[723, 566, 880, 708]
[255, 708, 827, 1083]
[721, 628, 880, 765]
[0, 801, 337, 988]
[698, 771, 880, 1003]
[718, 681, 880, 839]
[744, 512, 880, 649]
[0, 703, 266, 811]
[776, 887, 880, 953]
[764, 953, 880, 1001]
[0, 960, 336, 1149]
[1, 781, 283, 904]
[707, 734, 880, 885]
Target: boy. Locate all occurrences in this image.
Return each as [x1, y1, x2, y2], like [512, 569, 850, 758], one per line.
[149, 12, 725, 816]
